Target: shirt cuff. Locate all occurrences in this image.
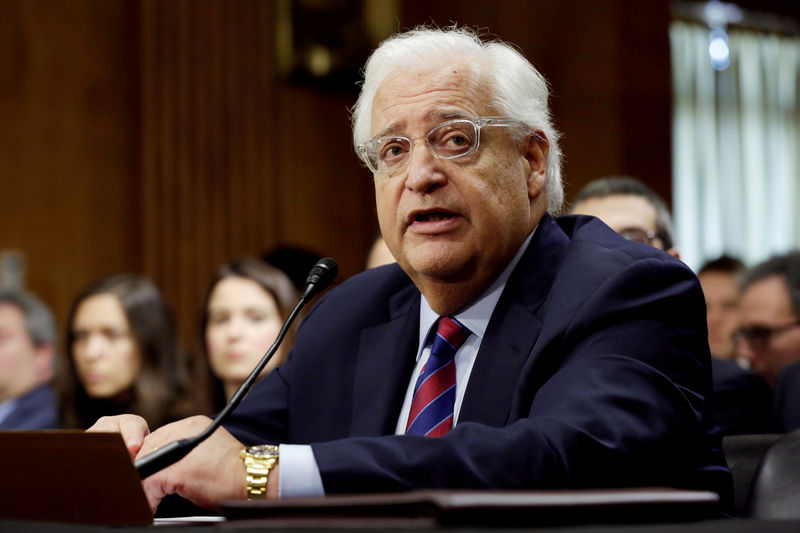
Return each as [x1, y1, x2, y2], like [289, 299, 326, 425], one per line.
[277, 444, 325, 498]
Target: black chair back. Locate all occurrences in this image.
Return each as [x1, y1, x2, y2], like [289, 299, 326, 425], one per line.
[722, 433, 782, 517]
[749, 428, 800, 519]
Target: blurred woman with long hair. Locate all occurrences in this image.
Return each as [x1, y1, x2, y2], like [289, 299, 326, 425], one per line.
[59, 274, 190, 428]
[194, 258, 299, 414]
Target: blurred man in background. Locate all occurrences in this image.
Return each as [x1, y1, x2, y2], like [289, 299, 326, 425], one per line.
[0, 289, 58, 429]
[736, 251, 800, 431]
[735, 252, 800, 388]
[570, 176, 679, 258]
[697, 255, 746, 360]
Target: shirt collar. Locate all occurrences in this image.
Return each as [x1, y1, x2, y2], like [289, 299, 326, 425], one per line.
[0, 397, 19, 425]
[418, 228, 536, 352]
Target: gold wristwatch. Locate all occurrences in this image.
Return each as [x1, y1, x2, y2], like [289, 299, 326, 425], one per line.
[240, 444, 279, 499]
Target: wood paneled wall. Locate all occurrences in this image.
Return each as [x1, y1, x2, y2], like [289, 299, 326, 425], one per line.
[1, 0, 141, 337]
[140, 0, 283, 343]
[138, 0, 375, 344]
[2, 0, 672, 348]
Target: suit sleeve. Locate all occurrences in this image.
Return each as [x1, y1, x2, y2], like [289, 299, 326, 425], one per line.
[310, 255, 727, 496]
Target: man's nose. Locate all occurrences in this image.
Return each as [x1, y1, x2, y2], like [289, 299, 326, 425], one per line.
[405, 139, 446, 192]
[735, 337, 756, 364]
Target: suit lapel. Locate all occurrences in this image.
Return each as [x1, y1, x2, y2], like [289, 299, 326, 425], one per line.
[350, 287, 420, 437]
[459, 300, 543, 426]
[459, 214, 570, 426]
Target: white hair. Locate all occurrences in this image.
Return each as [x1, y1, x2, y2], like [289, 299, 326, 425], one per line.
[351, 26, 564, 213]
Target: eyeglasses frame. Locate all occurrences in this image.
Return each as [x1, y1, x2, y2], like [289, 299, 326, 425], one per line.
[618, 227, 661, 247]
[357, 116, 529, 175]
[732, 319, 800, 351]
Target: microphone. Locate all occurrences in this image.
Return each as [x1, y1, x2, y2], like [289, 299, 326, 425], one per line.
[135, 257, 338, 479]
[302, 257, 338, 300]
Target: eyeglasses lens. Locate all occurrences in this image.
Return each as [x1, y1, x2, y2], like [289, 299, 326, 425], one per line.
[427, 120, 479, 158]
[619, 228, 651, 244]
[734, 328, 771, 351]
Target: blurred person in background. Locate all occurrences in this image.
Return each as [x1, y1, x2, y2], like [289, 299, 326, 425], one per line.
[735, 251, 800, 388]
[58, 274, 190, 428]
[569, 176, 679, 258]
[194, 258, 299, 414]
[697, 255, 746, 361]
[0, 289, 58, 429]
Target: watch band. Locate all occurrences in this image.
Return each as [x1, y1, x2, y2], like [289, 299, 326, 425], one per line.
[240, 444, 279, 499]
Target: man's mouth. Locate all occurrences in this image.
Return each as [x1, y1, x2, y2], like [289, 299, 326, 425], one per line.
[415, 211, 455, 222]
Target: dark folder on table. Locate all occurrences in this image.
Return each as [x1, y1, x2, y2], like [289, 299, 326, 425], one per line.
[221, 487, 720, 527]
[0, 431, 152, 525]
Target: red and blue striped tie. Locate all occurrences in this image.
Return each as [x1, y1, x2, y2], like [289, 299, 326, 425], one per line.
[405, 316, 471, 437]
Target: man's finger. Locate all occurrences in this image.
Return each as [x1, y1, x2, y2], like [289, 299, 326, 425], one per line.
[120, 423, 149, 458]
[86, 415, 150, 459]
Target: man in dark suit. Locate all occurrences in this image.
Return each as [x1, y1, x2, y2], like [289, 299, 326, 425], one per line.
[90, 26, 730, 511]
[0, 289, 58, 430]
[775, 359, 800, 432]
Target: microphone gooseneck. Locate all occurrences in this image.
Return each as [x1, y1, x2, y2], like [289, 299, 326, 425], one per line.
[135, 257, 338, 479]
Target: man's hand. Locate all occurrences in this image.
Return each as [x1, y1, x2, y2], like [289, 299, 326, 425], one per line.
[90, 414, 251, 512]
[87, 414, 150, 459]
[133, 415, 247, 511]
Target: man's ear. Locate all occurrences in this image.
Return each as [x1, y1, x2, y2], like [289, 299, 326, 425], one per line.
[666, 247, 681, 260]
[524, 132, 548, 199]
[34, 344, 55, 382]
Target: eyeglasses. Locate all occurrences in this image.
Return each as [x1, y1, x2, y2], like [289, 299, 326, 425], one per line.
[732, 319, 800, 351]
[357, 116, 525, 175]
[618, 227, 659, 246]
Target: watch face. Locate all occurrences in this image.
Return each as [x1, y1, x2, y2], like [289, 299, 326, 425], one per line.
[247, 444, 278, 458]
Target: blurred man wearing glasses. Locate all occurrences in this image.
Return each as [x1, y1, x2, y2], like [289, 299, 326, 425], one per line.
[569, 176, 678, 258]
[736, 252, 800, 385]
[90, 26, 730, 511]
[736, 252, 800, 431]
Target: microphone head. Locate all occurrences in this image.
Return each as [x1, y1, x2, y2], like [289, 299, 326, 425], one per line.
[303, 257, 338, 299]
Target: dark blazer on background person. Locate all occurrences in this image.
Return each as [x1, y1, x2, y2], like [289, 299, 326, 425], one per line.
[0, 384, 58, 430]
[774, 359, 800, 432]
[711, 358, 777, 435]
[224, 214, 732, 504]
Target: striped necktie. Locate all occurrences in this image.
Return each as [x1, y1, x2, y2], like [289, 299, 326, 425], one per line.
[405, 316, 471, 437]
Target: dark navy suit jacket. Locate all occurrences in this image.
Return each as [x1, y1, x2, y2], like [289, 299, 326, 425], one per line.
[711, 358, 776, 435]
[0, 384, 58, 430]
[224, 214, 731, 503]
[775, 359, 800, 432]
